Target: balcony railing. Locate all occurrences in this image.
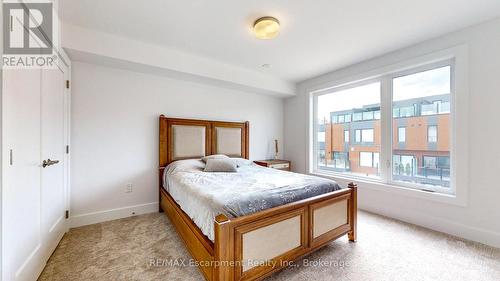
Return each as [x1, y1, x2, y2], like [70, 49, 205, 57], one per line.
[393, 166, 450, 187]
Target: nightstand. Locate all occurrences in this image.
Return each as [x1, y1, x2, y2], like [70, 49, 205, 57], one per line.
[254, 159, 291, 171]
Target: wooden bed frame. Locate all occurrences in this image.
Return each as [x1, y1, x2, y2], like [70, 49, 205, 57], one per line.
[158, 115, 357, 281]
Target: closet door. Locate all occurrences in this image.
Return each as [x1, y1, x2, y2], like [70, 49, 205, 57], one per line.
[2, 65, 69, 281]
[40, 67, 67, 261]
[2, 69, 44, 281]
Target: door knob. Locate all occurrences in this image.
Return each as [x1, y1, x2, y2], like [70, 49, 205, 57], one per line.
[42, 159, 60, 168]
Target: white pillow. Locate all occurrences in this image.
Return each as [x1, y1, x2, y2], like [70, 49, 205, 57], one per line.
[201, 154, 229, 163]
[204, 158, 237, 172]
[231, 157, 252, 167]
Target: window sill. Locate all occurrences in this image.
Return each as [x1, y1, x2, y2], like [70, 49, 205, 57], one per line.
[310, 170, 467, 207]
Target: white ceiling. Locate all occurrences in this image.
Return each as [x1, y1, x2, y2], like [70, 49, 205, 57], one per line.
[61, 0, 500, 83]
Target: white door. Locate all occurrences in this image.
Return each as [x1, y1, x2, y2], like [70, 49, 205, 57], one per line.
[2, 64, 69, 281]
[2, 69, 44, 281]
[41, 67, 67, 261]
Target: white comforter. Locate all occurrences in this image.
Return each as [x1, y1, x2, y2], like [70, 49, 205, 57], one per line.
[163, 159, 340, 241]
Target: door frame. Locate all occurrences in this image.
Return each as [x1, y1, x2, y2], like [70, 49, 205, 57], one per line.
[56, 48, 72, 233]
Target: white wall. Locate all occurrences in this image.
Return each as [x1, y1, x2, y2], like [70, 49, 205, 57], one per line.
[70, 62, 284, 226]
[62, 24, 295, 97]
[284, 18, 500, 247]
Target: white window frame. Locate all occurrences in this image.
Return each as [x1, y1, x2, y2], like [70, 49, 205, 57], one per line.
[427, 125, 437, 143]
[359, 152, 374, 167]
[359, 152, 380, 168]
[344, 130, 349, 143]
[355, 129, 362, 142]
[361, 129, 374, 143]
[354, 128, 375, 143]
[398, 127, 406, 143]
[309, 45, 469, 206]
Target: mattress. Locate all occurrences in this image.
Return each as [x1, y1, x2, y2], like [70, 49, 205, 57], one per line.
[163, 159, 341, 241]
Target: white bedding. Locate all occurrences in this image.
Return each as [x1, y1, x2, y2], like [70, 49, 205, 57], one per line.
[163, 159, 340, 241]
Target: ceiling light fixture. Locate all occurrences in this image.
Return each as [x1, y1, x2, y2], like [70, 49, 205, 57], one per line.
[253, 16, 280, 39]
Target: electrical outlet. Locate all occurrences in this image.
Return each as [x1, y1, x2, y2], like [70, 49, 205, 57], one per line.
[125, 183, 133, 193]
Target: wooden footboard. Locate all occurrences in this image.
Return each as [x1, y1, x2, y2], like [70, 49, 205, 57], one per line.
[160, 182, 357, 281]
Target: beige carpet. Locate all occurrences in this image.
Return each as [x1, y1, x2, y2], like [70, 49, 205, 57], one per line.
[39, 211, 500, 281]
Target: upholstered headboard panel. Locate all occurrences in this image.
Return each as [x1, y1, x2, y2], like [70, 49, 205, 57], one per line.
[159, 115, 249, 167]
[171, 125, 207, 159]
[214, 127, 242, 157]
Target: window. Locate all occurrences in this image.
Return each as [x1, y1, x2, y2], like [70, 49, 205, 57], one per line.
[398, 105, 416, 117]
[421, 102, 438, 115]
[393, 107, 400, 118]
[314, 60, 454, 194]
[362, 129, 374, 142]
[398, 127, 406, 143]
[440, 101, 450, 113]
[316, 82, 381, 178]
[353, 112, 362, 121]
[355, 129, 361, 142]
[393, 65, 450, 189]
[318, 132, 325, 142]
[421, 156, 450, 187]
[393, 155, 416, 176]
[355, 129, 374, 143]
[362, 111, 374, 120]
[360, 152, 379, 168]
[332, 152, 349, 169]
[428, 126, 437, 143]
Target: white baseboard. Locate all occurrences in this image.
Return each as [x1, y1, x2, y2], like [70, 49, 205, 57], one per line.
[359, 204, 500, 249]
[69, 202, 158, 228]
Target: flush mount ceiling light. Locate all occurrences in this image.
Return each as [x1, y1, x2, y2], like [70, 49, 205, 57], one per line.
[253, 16, 280, 39]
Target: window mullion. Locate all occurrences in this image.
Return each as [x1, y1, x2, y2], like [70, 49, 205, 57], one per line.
[380, 76, 392, 183]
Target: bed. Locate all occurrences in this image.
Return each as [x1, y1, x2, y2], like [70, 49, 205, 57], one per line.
[158, 115, 357, 281]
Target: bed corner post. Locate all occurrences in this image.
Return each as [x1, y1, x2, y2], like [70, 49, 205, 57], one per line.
[214, 214, 234, 281]
[159, 115, 168, 213]
[348, 182, 357, 242]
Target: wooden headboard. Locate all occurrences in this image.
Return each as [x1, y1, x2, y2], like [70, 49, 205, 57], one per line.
[159, 115, 249, 167]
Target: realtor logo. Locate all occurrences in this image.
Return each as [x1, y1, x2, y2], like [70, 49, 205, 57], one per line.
[3, 1, 57, 68]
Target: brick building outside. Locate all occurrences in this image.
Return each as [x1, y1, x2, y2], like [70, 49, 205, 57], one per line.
[318, 94, 450, 187]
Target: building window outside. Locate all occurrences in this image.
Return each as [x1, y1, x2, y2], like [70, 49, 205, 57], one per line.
[355, 129, 374, 143]
[317, 81, 381, 178]
[362, 111, 374, 120]
[332, 113, 353, 124]
[333, 152, 349, 169]
[440, 101, 450, 113]
[393, 107, 400, 118]
[393, 154, 416, 176]
[398, 127, 406, 143]
[344, 130, 349, 143]
[422, 102, 438, 115]
[428, 125, 437, 143]
[360, 152, 380, 168]
[362, 129, 374, 142]
[355, 129, 361, 142]
[422, 156, 450, 180]
[353, 112, 362, 121]
[399, 105, 416, 117]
